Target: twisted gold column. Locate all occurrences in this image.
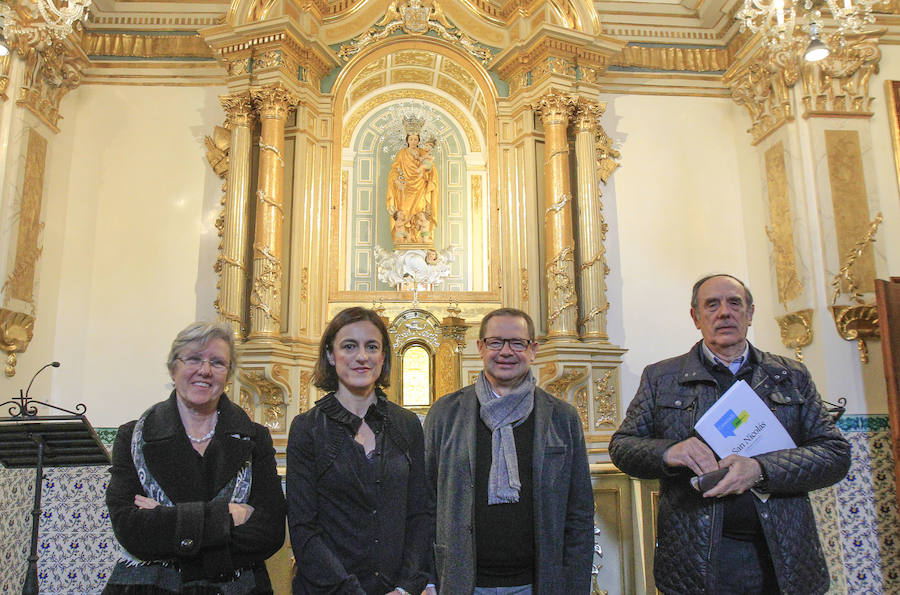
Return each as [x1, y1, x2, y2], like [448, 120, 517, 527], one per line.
[217, 92, 255, 338]
[534, 91, 578, 338]
[574, 100, 609, 341]
[248, 86, 298, 339]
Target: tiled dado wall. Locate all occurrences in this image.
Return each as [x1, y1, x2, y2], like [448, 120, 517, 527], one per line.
[0, 419, 897, 594]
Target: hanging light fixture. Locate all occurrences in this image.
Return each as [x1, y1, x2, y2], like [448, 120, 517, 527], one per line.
[0, 0, 92, 46]
[737, 0, 877, 59]
[804, 21, 831, 61]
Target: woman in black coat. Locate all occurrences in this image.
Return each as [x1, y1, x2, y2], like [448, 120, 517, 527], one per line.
[104, 321, 286, 594]
[287, 307, 431, 594]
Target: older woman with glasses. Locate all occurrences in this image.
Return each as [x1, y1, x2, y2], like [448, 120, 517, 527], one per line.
[287, 307, 431, 594]
[104, 321, 286, 594]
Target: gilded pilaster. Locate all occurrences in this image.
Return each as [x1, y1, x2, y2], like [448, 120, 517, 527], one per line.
[573, 99, 610, 341]
[216, 92, 255, 338]
[248, 85, 299, 339]
[533, 91, 578, 338]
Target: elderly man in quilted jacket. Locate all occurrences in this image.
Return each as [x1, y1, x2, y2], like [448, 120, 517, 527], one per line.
[609, 274, 850, 595]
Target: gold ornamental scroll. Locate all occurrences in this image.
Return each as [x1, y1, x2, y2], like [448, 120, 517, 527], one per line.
[574, 99, 609, 341]
[533, 91, 578, 338]
[217, 92, 255, 338]
[249, 86, 299, 339]
[824, 130, 876, 293]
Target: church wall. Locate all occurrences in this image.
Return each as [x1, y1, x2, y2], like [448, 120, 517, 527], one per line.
[23, 85, 227, 428]
[599, 93, 759, 407]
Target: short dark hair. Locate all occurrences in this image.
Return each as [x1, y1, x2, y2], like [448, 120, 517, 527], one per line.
[313, 307, 392, 392]
[690, 274, 754, 309]
[478, 308, 535, 340]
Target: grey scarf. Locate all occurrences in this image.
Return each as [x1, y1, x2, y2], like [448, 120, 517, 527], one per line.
[475, 370, 536, 504]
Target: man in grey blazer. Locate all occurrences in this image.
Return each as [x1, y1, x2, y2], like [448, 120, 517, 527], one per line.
[424, 308, 594, 594]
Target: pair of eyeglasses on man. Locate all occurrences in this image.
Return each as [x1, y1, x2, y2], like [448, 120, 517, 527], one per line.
[177, 355, 229, 372]
[480, 337, 533, 352]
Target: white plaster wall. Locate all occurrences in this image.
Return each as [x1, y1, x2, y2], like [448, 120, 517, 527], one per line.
[33, 85, 226, 428]
[600, 94, 759, 405]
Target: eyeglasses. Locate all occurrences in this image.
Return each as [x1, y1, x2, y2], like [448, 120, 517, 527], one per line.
[480, 337, 533, 352]
[177, 355, 229, 372]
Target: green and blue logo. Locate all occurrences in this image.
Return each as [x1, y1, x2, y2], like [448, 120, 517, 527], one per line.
[715, 409, 749, 438]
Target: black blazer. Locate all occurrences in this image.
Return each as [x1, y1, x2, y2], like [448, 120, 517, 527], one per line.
[106, 393, 286, 589]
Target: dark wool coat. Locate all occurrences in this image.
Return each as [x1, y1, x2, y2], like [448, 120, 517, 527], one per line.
[424, 385, 595, 594]
[105, 393, 286, 592]
[609, 341, 851, 595]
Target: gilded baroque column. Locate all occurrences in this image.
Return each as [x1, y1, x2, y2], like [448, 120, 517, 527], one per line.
[217, 92, 255, 337]
[573, 100, 609, 340]
[248, 85, 298, 339]
[533, 91, 578, 338]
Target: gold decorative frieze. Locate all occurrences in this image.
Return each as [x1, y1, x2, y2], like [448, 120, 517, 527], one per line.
[776, 309, 813, 361]
[0, 309, 34, 377]
[82, 32, 214, 59]
[764, 142, 803, 308]
[575, 387, 588, 432]
[611, 45, 731, 73]
[800, 32, 881, 117]
[4, 128, 46, 306]
[594, 369, 617, 429]
[338, 0, 491, 64]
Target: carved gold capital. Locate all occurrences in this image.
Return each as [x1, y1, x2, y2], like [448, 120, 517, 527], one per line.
[776, 309, 813, 361]
[220, 92, 255, 129]
[531, 90, 576, 126]
[251, 86, 299, 120]
[574, 98, 605, 132]
[801, 32, 882, 117]
[0, 308, 35, 377]
[13, 40, 89, 132]
[830, 304, 879, 363]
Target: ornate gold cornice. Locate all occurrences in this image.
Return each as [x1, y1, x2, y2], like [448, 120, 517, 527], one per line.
[776, 309, 813, 361]
[202, 16, 339, 92]
[494, 30, 626, 95]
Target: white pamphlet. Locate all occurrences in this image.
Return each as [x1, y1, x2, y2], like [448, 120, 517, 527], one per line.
[693, 379, 796, 459]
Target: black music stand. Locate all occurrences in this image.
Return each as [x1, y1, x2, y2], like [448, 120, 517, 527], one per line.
[0, 390, 109, 595]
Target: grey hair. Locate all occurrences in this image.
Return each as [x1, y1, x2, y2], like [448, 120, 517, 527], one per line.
[690, 274, 754, 309]
[166, 321, 237, 379]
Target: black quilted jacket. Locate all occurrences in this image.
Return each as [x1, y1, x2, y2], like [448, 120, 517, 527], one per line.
[609, 341, 850, 595]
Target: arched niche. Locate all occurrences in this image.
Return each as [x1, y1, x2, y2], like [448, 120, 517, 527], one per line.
[328, 37, 501, 304]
